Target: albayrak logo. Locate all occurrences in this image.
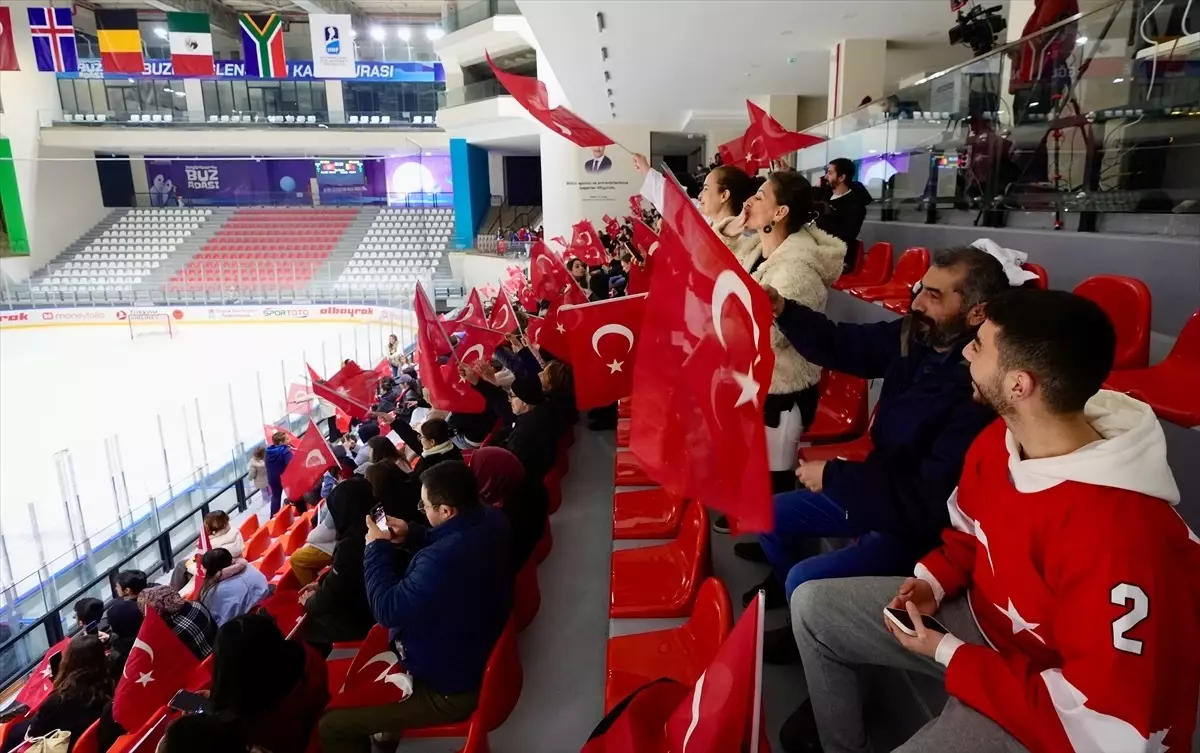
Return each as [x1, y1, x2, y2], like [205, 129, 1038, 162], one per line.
[263, 308, 310, 319]
[320, 306, 375, 317]
[0, 312, 30, 323]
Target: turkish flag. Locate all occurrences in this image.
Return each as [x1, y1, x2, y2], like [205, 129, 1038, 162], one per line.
[112, 608, 201, 731]
[280, 419, 337, 501]
[559, 295, 647, 410]
[629, 172, 776, 533]
[14, 638, 70, 709]
[455, 322, 508, 367]
[487, 53, 613, 147]
[312, 379, 373, 421]
[374, 358, 392, 380]
[263, 424, 299, 446]
[0, 8, 19, 72]
[742, 101, 824, 171]
[629, 217, 660, 259]
[328, 626, 413, 709]
[603, 214, 621, 237]
[625, 262, 650, 296]
[415, 284, 487, 414]
[531, 241, 575, 302]
[525, 313, 570, 363]
[443, 288, 488, 328]
[629, 194, 644, 215]
[286, 382, 316, 416]
[663, 593, 768, 752]
[570, 219, 609, 267]
[551, 235, 568, 249]
[489, 293, 521, 334]
[718, 134, 748, 171]
[580, 679, 692, 753]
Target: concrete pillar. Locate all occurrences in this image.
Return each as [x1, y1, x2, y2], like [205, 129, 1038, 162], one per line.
[130, 156, 149, 207]
[450, 139, 491, 249]
[325, 80, 345, 124]
[487, 151, 505, 200]
[827, 39, 888, 119]
[182, 79, 206, 124]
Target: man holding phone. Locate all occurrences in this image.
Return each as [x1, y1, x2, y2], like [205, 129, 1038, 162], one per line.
[781, 290, 1200, 753]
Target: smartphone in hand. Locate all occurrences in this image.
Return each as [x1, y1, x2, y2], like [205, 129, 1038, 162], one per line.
[168, 690, 211, 716]
[884, 607, 949, 637]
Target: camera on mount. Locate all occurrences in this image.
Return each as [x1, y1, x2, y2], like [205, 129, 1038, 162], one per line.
[949, 1, 1007, 57]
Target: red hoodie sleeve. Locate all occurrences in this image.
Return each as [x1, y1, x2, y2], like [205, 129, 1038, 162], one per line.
[916, 488, 978, 601]
[943, 506, 1200, 753]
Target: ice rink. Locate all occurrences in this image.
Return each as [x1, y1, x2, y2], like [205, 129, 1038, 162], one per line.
[0, 318, 413, 588]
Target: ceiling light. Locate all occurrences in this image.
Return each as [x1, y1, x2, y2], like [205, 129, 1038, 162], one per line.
[425, 26, 445, 41]
[603, 70, 611, 81]
[369, 26, 385, 41]
[596, 12, 605, 32]
[397, 26, 411, 41]
[349, 29, 357, 38]
[154, 27, 168, 39]
[1076, 36, 1089, 45]
[606, 88, 613, 96]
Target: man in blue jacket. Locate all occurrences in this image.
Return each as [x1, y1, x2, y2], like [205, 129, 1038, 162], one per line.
[318, 461, 511, 753]
[747, 246, 1012, 661]
[263, 431, 293, 517]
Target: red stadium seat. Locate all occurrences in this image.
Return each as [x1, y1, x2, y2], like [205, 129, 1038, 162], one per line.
[801, 431, 874, 464]
[545, 470, 563, 515]
[555, 432, 572, 476]
[1104, 310, 1200, 427]
[616, 419, 631, 448]
[74, 719, 101, 753]
[801, 371, 868, 444]
[1023, 263, 1049, 289]
[534, 518, 552, 564]
[280, 516, 311, 556]
[243, 525, 271, 562]
[604, 577, 732, 712]
[106, 708, 171, 753]
[834, 242, 893, 291]
[880, 297, 913, 315]
[613, 487, 686, 540]
[848, 247, 929, 302]
[254, 540, 285, 578]
[610, 502, 709, 618]
[613, 451, 655, 486]
[514, 559, 541, 630]
[405, 619, 523, 752]
[1074, 275, 1152, 370]
[268, 506, 295, 537]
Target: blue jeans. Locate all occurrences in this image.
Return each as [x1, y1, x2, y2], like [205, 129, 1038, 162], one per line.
[759, 489, 925, 600]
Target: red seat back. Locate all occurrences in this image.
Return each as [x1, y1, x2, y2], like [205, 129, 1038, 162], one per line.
[1165, 310, 1200, 369]
[1073, 275, 1151, 370]
[255, 539, 284, 575]
[677, 502, 710, 584]
[682, 577, 733, 651]
[281, 518, 310, 555]
[243, 525, 271, 562]
[514, 559, 541, 630]
[475, 619, 523, 731]
[893, 247, 930, 286]
[1022, 263, 1049, 290]
[268, 505, 295, 537]
[238, 514, 260, 541]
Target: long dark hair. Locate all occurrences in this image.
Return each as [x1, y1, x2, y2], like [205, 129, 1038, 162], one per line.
[53, 634, 114, 706]
[198, 548, 233, 605]
[768, 171, 819, 234]
[709, 165, 758, 214]
[210, 614, 305, 718]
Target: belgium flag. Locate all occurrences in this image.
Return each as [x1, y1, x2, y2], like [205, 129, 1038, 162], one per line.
[96, 10, 143, 74]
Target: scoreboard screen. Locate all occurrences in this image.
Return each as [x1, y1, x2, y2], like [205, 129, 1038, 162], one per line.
[315, 159, 363, 176]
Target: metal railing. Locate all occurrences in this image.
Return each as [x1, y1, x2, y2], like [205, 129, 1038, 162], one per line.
[437, 79, 507, 109]
[474, 237, 533, 257]
[127, 191, 455, 209]
[38, 109, 443, 129]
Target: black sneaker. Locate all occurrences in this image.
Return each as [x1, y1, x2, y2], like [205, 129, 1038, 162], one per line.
[763, 624, 801, 665]
[733, 541, 768, 563]
[779, 700, 823, 753]
[712, 515, 730, 534]
[742, 574, 786, 609]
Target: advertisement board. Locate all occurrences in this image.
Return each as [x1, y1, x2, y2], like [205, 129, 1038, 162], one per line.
[0, 305, 412, 329]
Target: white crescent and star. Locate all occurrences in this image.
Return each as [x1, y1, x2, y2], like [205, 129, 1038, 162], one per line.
[994, 598, 1045, 644]
[710, 270, 763, 408]
[493, 304, 511, 331]
[123, 638, 156, 684]
[462, 344, 486, 363]
[591, 323, 635, 373]
[357, 651, 414, 694]
[304, 448, 326, 468]
[555, 122, 573, 136]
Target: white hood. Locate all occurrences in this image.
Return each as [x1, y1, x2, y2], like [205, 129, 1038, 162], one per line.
[1005, 390, 1180, 504]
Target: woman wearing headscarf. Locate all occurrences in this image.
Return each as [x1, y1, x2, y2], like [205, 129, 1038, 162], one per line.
[209, 614, 328, 753]
[297, 476, 376, 653]
[197, 548, 270, 627]
[470, 447, 548, 572]
[137, 585, 218, 660]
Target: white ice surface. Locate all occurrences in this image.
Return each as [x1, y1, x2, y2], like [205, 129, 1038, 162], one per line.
[0, 320, 413, 587]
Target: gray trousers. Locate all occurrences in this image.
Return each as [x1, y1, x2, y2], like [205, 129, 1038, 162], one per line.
[791, 576, 1029, 753]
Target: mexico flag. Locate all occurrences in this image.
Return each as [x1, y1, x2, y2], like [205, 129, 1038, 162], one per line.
[167, 13, 214, 76]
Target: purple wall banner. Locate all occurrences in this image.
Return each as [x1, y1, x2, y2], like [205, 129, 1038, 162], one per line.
[384, 154, 453, 206]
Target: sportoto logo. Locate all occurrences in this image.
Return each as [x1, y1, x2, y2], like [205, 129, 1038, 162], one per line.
[263, 308, 310, 319]
[319, 306, 374, 317]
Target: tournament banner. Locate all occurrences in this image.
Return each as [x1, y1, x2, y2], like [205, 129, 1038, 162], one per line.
[65, 58, 443, 83]
[309, 14, 356, 79]
[143, 158, 392, 206]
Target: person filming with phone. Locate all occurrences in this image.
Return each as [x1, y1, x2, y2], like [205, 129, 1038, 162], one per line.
[781, 289, 1200, 753]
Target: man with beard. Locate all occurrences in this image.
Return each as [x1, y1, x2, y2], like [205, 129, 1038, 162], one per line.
[744, 246, 1011, 663]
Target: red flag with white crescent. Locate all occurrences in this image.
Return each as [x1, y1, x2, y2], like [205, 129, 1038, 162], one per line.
[455, 322, 508, 366]
[559, 295, 647, 410]
[414, 285, 487, 414]
[443, 288, 488, 329]
[14, 638, 71, 709]
[741, 100, 825, 173]
[286, 382, 316, 417]
[531, 241, 575, 303]
[570, 219, 609, 267]
[263, 424, 299, 446]
[488, 293, 521, 335]
[630, 217, 660, 259]
[487, 52, 614, 147]
[625, 261, 650, 297]
[629, 172, 775, 533]
[328, 626, 413, 708]
[280, 419, 337, 501]
[112, 607, 201, 731]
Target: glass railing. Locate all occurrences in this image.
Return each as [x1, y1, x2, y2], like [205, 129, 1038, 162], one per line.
[127, 191, 455, 209]
[475, 236, 534, 257]
[38, 109, 442, 129]
[444, 0, 521, 33]
[437, 79, 507, 109]
[790, 0, 1200, 231]
[0, 295, 423, 692]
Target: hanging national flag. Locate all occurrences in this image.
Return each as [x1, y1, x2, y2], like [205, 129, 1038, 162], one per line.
[239, 13, 286, 78]
[455, 322, 508, 367]
[486, 52, 613, 148]
[742, 101, 825, 173]
[569, 220, 608, 268]
[14, 637, 71, 709]
[166, 13, 213, 76]
[630, 172, 776, 533]
[112, 608, 201, 731]
[442, 288, 487, 328]
[559, 295, 647, 410]
[488, 293, 521, 335]
[415, 284, 487, 414]
[27, 7, 77, 73]
[95, 10, 143, 74]
[0, 8, 19, 71]
[328, 626, 413, 708]
[281, 419, 338, 501]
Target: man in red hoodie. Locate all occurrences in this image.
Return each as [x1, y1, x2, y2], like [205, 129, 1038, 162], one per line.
[783, 289, 1200, 753]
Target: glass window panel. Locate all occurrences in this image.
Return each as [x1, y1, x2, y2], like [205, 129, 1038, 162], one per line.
[216, 81, 234, 114]
[248, 86, 266, 116]
[231, 81, 250, 114]
[201, 80, 218, 117]
[313, 82, 326, 113]
[75, 80, 93, 112]
[138, 80, 155, 111]
[58, 80, 76, 113]
[296, 82, 313, 114]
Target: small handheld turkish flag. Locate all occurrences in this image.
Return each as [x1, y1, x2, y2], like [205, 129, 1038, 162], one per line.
[286, 382, 316, 417]
[625, 261, 650, 297]
[14, 638, 71, 709]
[374, 358, 392, 380]
[718, 133, 749, 171]
[525, 313, 569, 363]
[742, 100, 825, 174]
[629, 217, 659, 259]
[629, 171, 776, 533]
[570, 219, 609, 267]
[263, 424, 299, 446]
[559, 295, 647, 410]
[280, 419, 337, 501]
[456, 322, 508, 367]
[487, 52, 613, 147]
[328, 626, 414, 709]
[311, 379, 373, 421]
[112, 608, 201, 731]
[415, 284, 487, 414]
[444, 288, 488, 328]
[531, 241, 575, 303]
[489, 293, 521, 334]
[629, 194, 644, 215]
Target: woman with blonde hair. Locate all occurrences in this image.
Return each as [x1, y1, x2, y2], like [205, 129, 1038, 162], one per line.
[170, 510, 245, 590]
